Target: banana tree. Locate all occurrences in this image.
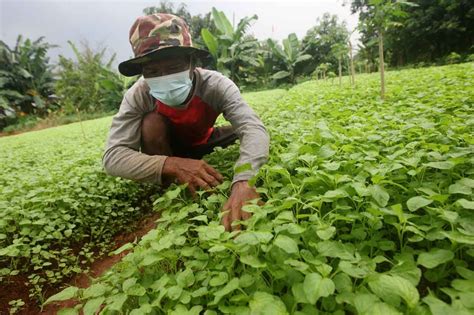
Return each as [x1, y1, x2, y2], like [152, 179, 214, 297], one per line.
[0, 36, 57, 129]
[201, 8, 258, 84]
[267, 33, 312, 84]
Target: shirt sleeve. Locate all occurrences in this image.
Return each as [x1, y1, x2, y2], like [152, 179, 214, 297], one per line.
[210, 73, 270, 186]
[102, 78, 167, 185]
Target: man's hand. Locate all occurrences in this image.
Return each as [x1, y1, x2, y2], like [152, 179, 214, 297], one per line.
[162, 157, 223, 195]
[222, 180, 259, 231]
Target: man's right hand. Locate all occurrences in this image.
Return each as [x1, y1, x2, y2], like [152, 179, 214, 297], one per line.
[162, 157, 224, 195]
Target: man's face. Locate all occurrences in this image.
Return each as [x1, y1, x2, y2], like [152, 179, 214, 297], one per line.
[142, 55, 191, 78]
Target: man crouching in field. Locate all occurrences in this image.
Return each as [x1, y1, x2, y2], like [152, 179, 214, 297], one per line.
[102, 13, 269, 231]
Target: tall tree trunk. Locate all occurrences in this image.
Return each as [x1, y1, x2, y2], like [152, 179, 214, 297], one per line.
[348, 41, 355, 85]
[345, 58, 350, 83]
[338, 57, 342, 87]
[378, 31, 385, 100]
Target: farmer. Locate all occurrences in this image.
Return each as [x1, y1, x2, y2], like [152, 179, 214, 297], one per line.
[102, 13, 269, 231]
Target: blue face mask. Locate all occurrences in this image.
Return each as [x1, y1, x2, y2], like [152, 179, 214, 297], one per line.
[145, 68, 193, 107]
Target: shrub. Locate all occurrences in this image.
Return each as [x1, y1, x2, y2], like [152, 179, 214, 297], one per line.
[0, 36, 57, 130]
[55, 41, 134, 114]
[445, 52, 461, 64]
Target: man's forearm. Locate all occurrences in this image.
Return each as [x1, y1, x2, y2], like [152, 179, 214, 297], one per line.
[103, 146, 167, 184]
[231, 123, 270, 185]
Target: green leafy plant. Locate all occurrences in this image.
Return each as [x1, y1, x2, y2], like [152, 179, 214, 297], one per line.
[445, 52, 462, 64]
[55, 41, 130, 114]
[350, 0, 474, 67]
[330, 43, 348, 86]
[0, 35, 57, 130]
[301, 13, 350, 76]
[201, 8, 258, 85]
[268, 34, 312, 84]
[0, 117, 157, 306]
[41, 62, 473, 314]
[352, 0, 418, 99]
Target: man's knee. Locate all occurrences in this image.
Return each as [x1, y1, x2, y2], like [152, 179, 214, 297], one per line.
[141, 112, 172, 155]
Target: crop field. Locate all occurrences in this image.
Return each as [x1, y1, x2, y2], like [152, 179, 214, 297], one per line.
[0, 116, 160, 311]
[1, 63, 474, 314]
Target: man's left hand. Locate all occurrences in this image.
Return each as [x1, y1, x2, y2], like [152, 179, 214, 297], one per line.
[222, 180, 259, 231]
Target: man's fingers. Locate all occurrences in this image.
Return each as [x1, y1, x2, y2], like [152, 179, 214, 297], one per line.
[187, 183, 197, 197]
[241, 209, 252, 220]
[200, 171, 220, 187]
[230, 203, 242, 231]
[221, 204, 231, 231]
[203, 163, 224, 183]
[223, 214, 231, 231]
[194, 178, 211, 191]
[221, 200, 232, 231]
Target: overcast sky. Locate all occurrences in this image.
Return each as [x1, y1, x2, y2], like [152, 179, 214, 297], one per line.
[1, 0, 359, 68]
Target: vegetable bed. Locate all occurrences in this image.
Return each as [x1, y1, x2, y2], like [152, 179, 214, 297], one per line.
[4, 63, 474, 314]
[56, 63, 473, 314]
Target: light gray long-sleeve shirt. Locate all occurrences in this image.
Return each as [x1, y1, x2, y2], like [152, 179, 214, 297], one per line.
[102, 68, 270, 186]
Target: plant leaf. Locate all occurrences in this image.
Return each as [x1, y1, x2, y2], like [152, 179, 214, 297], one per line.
[407, 196, 433, 211]
[44, 287, 79, 304]
[417, 248, 454, 269]
[369, 185, 390, 207]
[249, 292, 288, 315]
[303, 273, 335, 304]
[368, 274, 419, 308]
[274, 235, 299, 254]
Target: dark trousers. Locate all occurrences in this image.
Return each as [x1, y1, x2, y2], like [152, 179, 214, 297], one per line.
[141, 111, 238, 159]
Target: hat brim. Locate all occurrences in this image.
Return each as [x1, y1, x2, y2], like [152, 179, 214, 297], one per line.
[118, 46, 212, 77]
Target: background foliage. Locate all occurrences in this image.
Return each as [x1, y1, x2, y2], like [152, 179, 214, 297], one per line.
[350, 0, 474, 67]
[55, 41, 131, 114]
[0, 36, 57, 130]
[1, 0, 473, 131]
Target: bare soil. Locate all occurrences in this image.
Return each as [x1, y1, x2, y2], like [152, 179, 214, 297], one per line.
[0, 212, 160, 315]
[0, 119, 61, 138]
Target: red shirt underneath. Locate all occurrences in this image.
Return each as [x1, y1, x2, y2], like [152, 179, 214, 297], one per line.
[155, 95, 219, 146]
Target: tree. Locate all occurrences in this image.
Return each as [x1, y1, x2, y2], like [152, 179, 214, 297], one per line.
[201, 8, 258, 84]
[316, 63, 331, 80]
[268, 33, 312, 84]
[55, 41, 125, 114]
[331, 43, 347, 86]
[348, 30, 357, 85]
[144, 1, 190, 20]
[233, 38, 279, 89]
[350, 0, 471, 67]
[351, 0, 417, 99]
[301, 13, 350, 75]
[251, 40, 282, 87]
[386, 0, 474, 65]
[0, 36, 57, 129]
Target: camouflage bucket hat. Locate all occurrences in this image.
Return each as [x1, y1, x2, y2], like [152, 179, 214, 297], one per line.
[118, 13, 211, 77]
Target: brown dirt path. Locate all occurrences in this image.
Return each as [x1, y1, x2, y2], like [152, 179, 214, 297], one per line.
[1, 212, 160, 315]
